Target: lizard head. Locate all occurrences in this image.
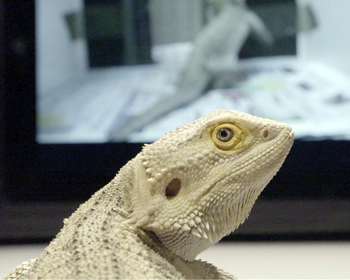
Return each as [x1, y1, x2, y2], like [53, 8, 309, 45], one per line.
[128, 109, 294, 261]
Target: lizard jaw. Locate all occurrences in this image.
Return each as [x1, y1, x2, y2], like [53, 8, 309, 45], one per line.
[200, 127, 294, 201]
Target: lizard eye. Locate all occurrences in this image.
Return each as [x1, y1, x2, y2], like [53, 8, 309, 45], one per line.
[216, 128, 234, 142]
[212, 123, 243, 150]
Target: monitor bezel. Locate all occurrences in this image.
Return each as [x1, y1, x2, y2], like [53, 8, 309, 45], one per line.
[2, 0, 143, 202]
[1, 0, 350, 241]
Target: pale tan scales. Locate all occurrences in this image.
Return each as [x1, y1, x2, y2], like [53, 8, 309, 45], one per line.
[4, 109, 294, 279]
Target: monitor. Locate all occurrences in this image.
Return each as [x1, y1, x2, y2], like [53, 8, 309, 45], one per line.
[1, 0, 349, 241]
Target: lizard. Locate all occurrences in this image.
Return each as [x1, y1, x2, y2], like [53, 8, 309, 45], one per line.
[110, 0, 273, 141]
[3, 109, 294, 279]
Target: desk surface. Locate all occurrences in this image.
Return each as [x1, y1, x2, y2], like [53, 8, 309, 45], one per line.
[1, 241, 349, 279]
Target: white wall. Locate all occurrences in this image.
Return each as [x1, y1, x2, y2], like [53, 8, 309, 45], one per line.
[36, 0, 88, 94]
[297, 0, 350, 75]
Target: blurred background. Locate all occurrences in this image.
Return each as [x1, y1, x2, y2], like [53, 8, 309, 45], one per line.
[1, 0, 349, 278]
[34, 0, 350, 143]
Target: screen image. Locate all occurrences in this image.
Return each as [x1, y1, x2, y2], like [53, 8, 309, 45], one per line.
[36, 0, 350, 144]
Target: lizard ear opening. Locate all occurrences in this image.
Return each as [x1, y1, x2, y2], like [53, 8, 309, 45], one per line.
[165, 178, 181, 199]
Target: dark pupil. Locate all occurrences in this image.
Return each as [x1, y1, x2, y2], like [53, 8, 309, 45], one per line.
[217, 128, 233, 142]
[220, 130, 228, 138]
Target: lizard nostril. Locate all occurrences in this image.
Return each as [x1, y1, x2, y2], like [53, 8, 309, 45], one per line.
[263, 129, 269, 138]
[165, 178, 181, 199]
[260, 128, 278, 141]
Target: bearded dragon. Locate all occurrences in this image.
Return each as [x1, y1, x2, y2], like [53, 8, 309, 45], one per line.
[4, 110, 293, 279]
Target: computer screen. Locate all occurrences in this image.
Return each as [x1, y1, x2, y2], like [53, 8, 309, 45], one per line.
[36, 0, 301, 144]
[2, 0, 350, 240]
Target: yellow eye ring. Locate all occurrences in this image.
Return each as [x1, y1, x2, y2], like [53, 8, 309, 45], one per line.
[211, 123, 243, 150]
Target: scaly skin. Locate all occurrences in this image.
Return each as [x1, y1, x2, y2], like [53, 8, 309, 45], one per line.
[4, 110, 294, 279]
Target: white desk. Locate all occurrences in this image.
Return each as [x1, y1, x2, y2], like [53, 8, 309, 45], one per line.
[1, 241, 349, 279]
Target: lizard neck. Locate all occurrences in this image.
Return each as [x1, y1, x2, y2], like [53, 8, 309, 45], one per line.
[93, 157, 137, 215]
[62, 158, 137, 229]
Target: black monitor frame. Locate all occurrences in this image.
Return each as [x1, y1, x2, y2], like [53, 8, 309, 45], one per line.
[2, 0, 142, 202]
[1, 0, 350, 241]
